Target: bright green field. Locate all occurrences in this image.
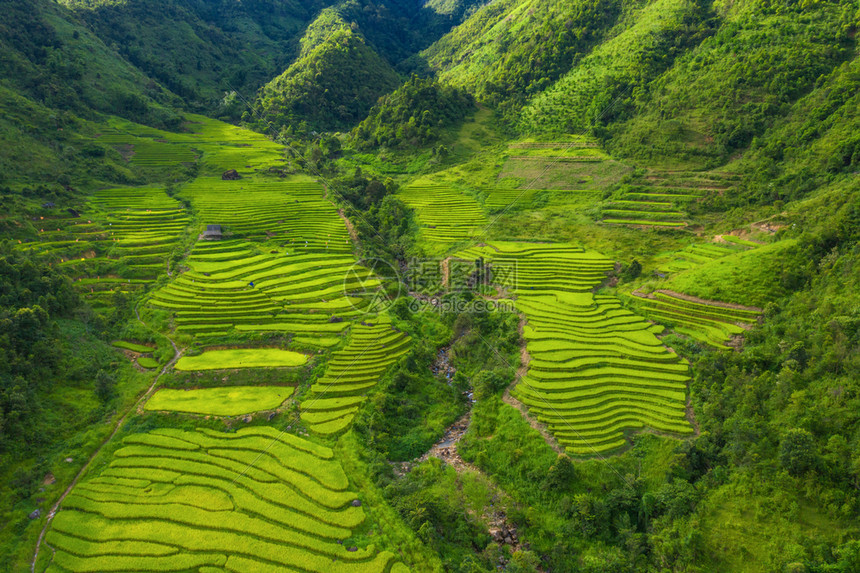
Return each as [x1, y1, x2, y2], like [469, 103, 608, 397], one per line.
[174, 349, 309, 371]
[112, 341, 155, 353]
[144, 386, 295, 416]
[137, 357, 159, 369]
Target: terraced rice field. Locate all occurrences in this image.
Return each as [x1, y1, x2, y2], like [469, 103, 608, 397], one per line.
[634, 291, 761, 349]
[130, 142, 197, 166]
[602, 170, 739, 228]
[43, 427, 404, 572]
[655, 242, 745, 274]
[174, 348, 309, 371]
[398, 184, 487, 244]
[301, 315, 411, 436]
[602, 186, 698, 227]
[179, 177, 351, 250]
[149, 240, 376, 339]
[111, 341, 154, 353]
[27, 186, 189, 310]
[482, 188, 598, 212]
[505, 138, 608, 163]
[145, 386, 295, 416]
[455, 242, 693, 455]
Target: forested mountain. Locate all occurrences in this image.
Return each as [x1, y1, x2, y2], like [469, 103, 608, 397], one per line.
[0, 0, 859, 572]
[255, 9, 401, 131]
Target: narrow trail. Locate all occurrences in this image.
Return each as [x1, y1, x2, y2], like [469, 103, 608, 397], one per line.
[502, 318, 564, 455]
[338, 209, 359, 245]
[641, 288, 763, 312]
[32, 302, 182, 573]
[319, 181, 360, 247]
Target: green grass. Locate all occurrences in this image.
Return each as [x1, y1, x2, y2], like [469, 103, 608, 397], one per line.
[144, 386, 295, 416]
[112, 341, 154, 353]
[174, 349, 309, 371]
[662, 239, 800, 307]
[137, 357, 159, 369]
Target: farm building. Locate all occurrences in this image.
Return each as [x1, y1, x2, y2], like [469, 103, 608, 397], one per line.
[202, 224, 222, 240]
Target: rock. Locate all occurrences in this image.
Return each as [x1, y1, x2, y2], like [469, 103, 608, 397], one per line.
[43, 473, 56, 486]
[222, 169, 242, 180]
[347, 546, 358, 552]
[328, 316, 343, 323]
[267, 412, 276, 421]
[504, 535, 513, 545]
[243, 415, 252, 423]
[29, 509, 41, 520]
[351, 499, 362, 507]
[64, 457, 73, 463]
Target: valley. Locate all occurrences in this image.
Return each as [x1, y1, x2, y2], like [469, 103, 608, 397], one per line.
[0, 0, 858, 572]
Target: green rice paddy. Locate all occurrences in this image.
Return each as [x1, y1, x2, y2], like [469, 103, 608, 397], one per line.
[455, 242, 693, 455]
[145, 386, 295, 416]
[112, 341, 154, 353]
[137, 357, 159, 369]
[301, 315, 410, 435]
[43, 427, 404, 573]
[398, 183, 487, 244]
[174, 349, 309, 371]
[634, 291, 761, 349]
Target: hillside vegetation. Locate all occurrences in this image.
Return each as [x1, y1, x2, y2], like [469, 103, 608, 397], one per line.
[255, 9, 400, 131]
[0, 0, 859, 572]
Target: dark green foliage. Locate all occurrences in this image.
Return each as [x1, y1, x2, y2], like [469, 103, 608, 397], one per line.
[94, 368, 117, 402]
[352, 193, 417, 261]
[352, 75, 475, 149]
[0, 248, 79, 455]
[383, 459, 494, 569]
[424, 0, 624, 124]
[256, 11, 400, 131]
[610, 0, 855, 166]
[338, 0, 483, 66]
[0, 0, 180, 126]
[61, 0, 326, 107]
[779, 428, 819, 477]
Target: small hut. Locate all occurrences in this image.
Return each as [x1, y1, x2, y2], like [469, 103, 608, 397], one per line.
[202, 224, 222, 240]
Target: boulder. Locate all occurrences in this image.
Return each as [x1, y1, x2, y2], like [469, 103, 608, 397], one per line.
[29, 509, 41, 520]
[351, 499, 362, 507]
[222, 169, 242, 180]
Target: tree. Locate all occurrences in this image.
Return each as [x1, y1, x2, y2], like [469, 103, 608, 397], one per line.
[95, 369, 116, 402]
[779, 428, 818, 477]
[543, 454, 576, 491]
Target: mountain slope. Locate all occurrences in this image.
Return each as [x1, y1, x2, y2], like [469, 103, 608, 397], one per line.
[255, 9, 400, 131]
[421, 0, 624, 122]
[58, 0, 329, 106]
[0, 0, 180, 126]
[607, 0, 856, 167]
[518, 0, 715, 133]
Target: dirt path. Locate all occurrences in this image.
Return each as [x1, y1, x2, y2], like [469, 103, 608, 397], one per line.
[338, 209, 359, 245]
[440, 257, 450, 290]
[319, 182, 359, 247]
[32, 300, 182, 572]
[652, 289, 762, 312]
[502, 329, 564, 455]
